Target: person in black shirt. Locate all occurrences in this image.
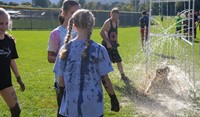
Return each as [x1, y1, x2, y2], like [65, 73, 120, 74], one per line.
[139, 10, 149, 49]
[0, 8, 25, 117]
[100, 7, 129, 81]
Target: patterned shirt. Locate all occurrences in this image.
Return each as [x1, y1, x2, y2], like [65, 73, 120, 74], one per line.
[53, 39, 113, 117]
[48, 26, 66, 54]
[48, 26, 77, 83]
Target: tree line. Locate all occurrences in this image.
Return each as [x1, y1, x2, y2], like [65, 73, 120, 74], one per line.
[0, 0, 199, 12]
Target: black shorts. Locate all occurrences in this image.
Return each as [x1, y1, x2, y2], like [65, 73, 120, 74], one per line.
[102, 41, 122, 63]
[0, 77, 12, 90]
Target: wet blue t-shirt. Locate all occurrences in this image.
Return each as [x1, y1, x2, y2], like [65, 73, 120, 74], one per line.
[53, 39, 113, 117]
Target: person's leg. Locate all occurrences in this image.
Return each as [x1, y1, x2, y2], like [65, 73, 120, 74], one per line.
[117, 62, 128, 81]
[140, 28, 145, 49]
[54, 83, 64, 117]
[145, 29, 149, 46]
[117, 62, 124, 75]
[111, 47, 128, 81]
[56, 90, 64, 117]
[0, 86, 21, 117]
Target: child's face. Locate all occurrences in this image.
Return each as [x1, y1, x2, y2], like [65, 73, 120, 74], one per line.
[111, 12, 119, 21]
[0, 14, 9, 35]
[64, 5, 79, 22]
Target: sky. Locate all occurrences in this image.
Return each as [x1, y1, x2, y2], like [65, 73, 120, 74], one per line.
[0, 0, 131, 4]
[0, 0, 31, 3]
[85, 0, 130, 4]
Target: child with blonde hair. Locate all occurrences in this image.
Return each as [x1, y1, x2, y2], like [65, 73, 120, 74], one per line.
[0, 8, 25, 117]
[47, 0, 80, 116]
[54, 9, 119, 117]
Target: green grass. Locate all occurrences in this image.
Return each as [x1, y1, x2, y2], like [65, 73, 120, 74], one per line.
[0, 26, 200, 117]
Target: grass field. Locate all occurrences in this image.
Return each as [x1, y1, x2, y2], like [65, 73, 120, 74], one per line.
[0, 26, 200, 117]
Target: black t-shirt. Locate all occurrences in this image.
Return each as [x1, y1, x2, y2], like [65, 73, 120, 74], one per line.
[0, 34, 18, 81]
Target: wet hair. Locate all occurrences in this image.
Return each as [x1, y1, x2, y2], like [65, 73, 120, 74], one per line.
[111, 7, 119, 14]
[60, 9, 95, 60]
[142, 10, 147, 15]
[61, 0, 79, 15]
[0, 8, 12, 30]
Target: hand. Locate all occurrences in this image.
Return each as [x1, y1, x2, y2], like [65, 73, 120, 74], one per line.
[106, 42, 112, 49]
[109, 94, 120, 112]
[116, 43, 120, 47]
[16, 76, 25, 92]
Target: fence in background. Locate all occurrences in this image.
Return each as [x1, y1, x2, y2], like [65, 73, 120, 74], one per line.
[2, 7, 141, 30]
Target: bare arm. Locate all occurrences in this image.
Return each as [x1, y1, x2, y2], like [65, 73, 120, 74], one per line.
[11, 59, 20, 77]
[101, 74, 115, 95]
[101, 74, 120, 112]
[11, 59, 25, 91]
[48, 51, 57, 63]
[100, 20, 112, 48]
[116, 19, 120, 44]
[58, 76, 65, 87]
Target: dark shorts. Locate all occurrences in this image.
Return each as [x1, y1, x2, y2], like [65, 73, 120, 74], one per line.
[0, 77, 13, 90]
[102, 41, 122, 63]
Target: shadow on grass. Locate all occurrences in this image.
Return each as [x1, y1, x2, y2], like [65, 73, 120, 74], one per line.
[194, 40, 200, 43]
[114, 80, 178, 116]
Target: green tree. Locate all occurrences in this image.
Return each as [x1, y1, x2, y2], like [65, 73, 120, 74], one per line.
[33, 0, 51, 7]
[85, 2, 97, 10]
[49, 3, 58, 8]
[96, 2, 102, 10]
[78, 0, 85, 8]
[8, 2, 19, 6]
[57, 0, 64, 8]
[130, 0, 140, 12]
[21, 2, 32, 6]
[99, 4, 110, 10]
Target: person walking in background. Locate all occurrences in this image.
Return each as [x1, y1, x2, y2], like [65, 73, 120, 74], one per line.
[100, 7, 129, 81]
[174, 12, 183, 34]
[54, 9, 119, 117]
[183, 12, 189, 37]
[47, 0, 80, 116]
[139, 10, 149, 50]
[0, 8, 25, 117]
